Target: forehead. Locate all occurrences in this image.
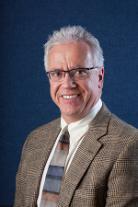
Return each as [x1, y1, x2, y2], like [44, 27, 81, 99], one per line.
[47, 41, 93, 68]
[48, 41, 91, 55]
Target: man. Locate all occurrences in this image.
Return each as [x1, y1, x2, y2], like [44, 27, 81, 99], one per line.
[14, 26, 138, 206]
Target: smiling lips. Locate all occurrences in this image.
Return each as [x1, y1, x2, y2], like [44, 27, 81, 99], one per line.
[61, 94, 79, 99]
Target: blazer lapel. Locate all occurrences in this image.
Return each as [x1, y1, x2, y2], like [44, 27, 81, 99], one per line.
[58, 104, 111, 207]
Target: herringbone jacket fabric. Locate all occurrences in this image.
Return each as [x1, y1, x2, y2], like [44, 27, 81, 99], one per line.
[14, 104, 138, 206]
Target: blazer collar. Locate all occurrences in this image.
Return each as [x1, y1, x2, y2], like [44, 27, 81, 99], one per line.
[57, 103, 111, 207]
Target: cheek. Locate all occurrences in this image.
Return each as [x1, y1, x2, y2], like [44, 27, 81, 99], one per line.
[85, 79, 94, 91]
[80, 81, 93, 99]
[50, 83, 59, 100]
[84, 79, 99, 96]
[50, 84, 55, 98]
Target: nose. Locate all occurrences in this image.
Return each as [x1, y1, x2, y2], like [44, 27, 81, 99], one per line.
[62, 73, 77, 88]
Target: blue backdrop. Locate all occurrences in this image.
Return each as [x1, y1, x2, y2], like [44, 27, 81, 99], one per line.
[0, 0, 138, 205]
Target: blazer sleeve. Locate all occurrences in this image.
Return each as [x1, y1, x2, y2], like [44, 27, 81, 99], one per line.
[105, 132, 138, 206]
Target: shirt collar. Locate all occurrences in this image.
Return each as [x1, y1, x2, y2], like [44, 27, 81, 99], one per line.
[60, 99, 102, 152]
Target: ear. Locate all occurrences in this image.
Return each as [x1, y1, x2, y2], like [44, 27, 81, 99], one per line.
[98, 67, 104, 88]
[99, 74, 103, 80]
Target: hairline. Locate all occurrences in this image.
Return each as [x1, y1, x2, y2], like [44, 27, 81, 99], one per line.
[44, 26, 104, 70]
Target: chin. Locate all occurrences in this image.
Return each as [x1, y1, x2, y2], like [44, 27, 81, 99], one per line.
[61, 107, 81, 114]
[61, 110, 82, 120]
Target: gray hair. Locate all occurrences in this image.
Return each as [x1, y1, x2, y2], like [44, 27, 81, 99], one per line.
[44, 25, 104, 69]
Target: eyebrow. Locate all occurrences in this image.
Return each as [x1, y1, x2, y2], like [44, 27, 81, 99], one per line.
[49, 65, 85, 71]
[70, 65, 84, 69]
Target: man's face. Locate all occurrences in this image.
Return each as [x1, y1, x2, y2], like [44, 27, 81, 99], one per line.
[47, 41, 104, 123]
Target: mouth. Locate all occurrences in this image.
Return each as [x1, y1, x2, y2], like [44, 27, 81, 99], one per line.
[61, 94, 79, 99]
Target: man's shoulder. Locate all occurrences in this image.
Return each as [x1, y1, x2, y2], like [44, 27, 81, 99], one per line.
[24, 118, 60, 148]
[110, 112, 137, 136]
[94, 104, 138, 154]
[30, 117, 60, 135]
[98, 103, 138, 140]
[106, 110, 138, 147]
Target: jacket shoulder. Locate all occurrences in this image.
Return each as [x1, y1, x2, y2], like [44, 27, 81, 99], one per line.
[29, 118, 60, 135]
[23, 118, 60, 149]
[97, 104, 138, 145]
[109, 113, 138, 138]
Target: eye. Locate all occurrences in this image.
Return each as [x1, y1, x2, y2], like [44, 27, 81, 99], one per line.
[75, 69, 88, 76]
[50, 70, 62, 77]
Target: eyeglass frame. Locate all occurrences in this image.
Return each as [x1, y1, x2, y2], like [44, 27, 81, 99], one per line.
[46, 67, 101, 82]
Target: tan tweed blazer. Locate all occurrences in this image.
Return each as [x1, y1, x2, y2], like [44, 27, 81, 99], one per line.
[14, 104, 138, 206]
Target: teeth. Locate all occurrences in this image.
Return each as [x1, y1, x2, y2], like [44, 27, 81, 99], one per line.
[62, 95, 77, 99]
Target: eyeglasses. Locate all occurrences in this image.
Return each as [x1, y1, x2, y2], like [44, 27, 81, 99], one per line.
[46, 67, 99, 82]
